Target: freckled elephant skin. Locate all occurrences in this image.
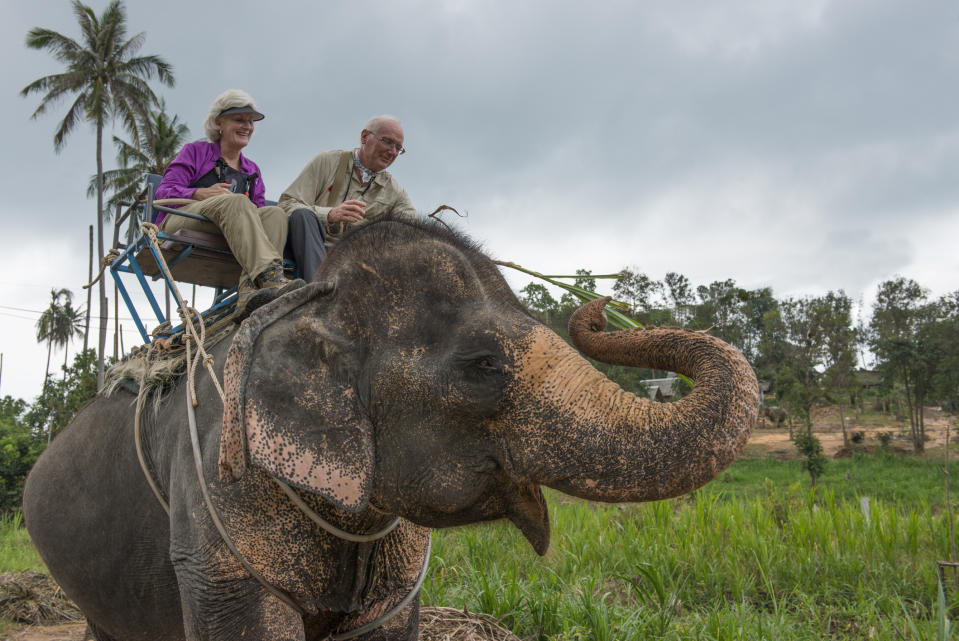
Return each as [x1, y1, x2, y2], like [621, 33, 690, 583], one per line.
[22, 217, 757, 641]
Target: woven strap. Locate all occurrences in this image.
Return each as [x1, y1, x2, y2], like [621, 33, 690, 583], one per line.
[326, 150, 354, 237]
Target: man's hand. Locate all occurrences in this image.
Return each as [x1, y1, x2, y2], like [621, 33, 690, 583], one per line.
[192, 183, 233, 200]
[328, 199, 366, 224]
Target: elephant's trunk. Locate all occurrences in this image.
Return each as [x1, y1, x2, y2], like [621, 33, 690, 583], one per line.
[507, 297, 758, 503]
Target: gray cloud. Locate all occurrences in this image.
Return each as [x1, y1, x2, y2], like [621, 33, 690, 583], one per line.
[1, 0, 957, 401]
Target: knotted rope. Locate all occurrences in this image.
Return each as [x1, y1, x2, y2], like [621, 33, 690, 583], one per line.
[82, 248, 122, 290]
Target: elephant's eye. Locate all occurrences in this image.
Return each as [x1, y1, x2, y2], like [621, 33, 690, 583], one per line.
[470, 354, 504, 375]
[454, 348, 507, 378]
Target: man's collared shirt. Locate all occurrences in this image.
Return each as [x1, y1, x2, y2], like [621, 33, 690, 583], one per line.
[278, 149, 417, 234]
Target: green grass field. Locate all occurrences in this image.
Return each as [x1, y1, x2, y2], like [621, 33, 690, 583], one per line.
[0, 512, 42, 573]
[421, 451, 958, 640]
[3, 451, 957, 639]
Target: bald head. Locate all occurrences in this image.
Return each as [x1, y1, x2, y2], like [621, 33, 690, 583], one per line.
[365, 115, 402, 131]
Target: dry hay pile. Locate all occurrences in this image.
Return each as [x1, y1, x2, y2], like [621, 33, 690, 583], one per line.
[419, 606, 521, 641]
[103, 302, 238, 405]
[0, 572, 82, 625]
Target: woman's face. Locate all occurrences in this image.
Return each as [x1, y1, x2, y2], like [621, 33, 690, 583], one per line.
[217, 113, 256, 150]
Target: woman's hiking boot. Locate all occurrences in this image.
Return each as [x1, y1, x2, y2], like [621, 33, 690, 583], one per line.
[234, 264, 305, 319]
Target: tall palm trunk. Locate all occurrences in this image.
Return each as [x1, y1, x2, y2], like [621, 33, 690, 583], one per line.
[96, 117, 107, 390]
[43, 339, 53, 395]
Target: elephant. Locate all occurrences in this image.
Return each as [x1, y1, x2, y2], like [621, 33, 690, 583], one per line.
[763, 406, 788, 427]
[23, 216, 759, 641]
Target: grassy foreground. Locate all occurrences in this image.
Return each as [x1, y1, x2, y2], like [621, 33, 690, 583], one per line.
[423, 451, 958, 640]
[2, 452, 957, 639]
[0, 512, 42, 573]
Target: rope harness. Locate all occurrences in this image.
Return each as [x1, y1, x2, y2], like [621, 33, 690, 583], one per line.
[130, 221, 427, 638]
[83, 247, 122, 290]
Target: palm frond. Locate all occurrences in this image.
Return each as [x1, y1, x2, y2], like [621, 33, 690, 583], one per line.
[113, 138, 149, 168]
[21, 72, 74, 101]
[115, 32, 146, 61]
[124, 54, 175, 86]
[72, 0, 98, 46]
[24, 28, 82, 62]
[53, 92, 88, 152]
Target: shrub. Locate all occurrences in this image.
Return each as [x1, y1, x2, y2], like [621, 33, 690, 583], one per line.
[792, 431, 827, 487]
[0, 401, 41, 514]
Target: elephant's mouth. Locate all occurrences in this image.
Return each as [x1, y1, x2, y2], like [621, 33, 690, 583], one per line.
[505, 483, 550, 556]
[419, 475, 549, 555]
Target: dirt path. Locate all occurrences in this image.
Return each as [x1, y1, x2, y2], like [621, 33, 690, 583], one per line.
[5, 622, 84, 641]
[744, 406, 955, 459]
[4, 610, 521, 641]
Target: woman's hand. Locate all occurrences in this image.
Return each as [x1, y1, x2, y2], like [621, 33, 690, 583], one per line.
[192, 183, 233, 200]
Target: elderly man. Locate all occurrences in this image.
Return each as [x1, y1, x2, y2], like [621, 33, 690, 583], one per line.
[279, 116, 417, 280]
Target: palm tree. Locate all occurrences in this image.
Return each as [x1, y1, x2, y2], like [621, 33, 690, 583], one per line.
[35, 289, 85, 443]
[52, 298, 85, 443]
[21, 0, 174, 391]
[88, 100, 190, 220]
[36, 288, 73, 395]
[56, 298, 86, 379]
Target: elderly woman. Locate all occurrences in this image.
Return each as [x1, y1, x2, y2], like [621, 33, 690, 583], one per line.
[156, 89, 301, 314]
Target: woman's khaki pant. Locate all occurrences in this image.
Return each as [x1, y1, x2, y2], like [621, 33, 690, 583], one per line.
[160, 193, 288, 281]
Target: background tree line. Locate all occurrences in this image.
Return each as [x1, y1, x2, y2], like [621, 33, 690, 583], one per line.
[521, 270, 959, 453]
[1, 349, 96, 512]
[4, 269, 955, 513]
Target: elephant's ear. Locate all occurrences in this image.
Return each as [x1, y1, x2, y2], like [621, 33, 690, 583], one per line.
[219, 281, 374, 513]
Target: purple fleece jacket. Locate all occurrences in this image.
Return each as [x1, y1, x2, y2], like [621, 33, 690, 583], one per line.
[155, 140, 266, 226]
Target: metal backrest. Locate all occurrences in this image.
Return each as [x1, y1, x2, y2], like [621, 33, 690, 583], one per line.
[146, 172, 277, 209]
[146, 174, 163, 223]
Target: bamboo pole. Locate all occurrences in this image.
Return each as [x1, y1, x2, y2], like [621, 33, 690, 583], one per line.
[114, 283, 119, 361]
[83, 225, 93, 353]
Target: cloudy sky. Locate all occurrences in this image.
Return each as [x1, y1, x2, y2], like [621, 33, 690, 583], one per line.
[1, 1, 958, 402]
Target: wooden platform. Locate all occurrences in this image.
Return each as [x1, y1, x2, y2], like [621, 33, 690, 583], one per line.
[135, 229, 241, 290]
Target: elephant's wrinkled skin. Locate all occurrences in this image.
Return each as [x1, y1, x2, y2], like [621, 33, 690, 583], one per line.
[24, 217, 759, 640]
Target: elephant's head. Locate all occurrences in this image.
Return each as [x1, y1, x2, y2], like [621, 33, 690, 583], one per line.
[219, 218, 758, 555]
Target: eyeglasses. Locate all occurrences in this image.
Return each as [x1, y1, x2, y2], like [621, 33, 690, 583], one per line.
[367, 131, 406, 155]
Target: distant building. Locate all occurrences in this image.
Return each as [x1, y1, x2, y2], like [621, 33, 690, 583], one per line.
[758, 379, 771, 405]
[641, 377, 682, 402]
[855, 369, 882, 389]
[642, 376, 768, 403]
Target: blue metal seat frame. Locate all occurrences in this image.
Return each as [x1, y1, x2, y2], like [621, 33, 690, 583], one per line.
[110, 174, 288, 343]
